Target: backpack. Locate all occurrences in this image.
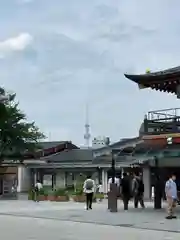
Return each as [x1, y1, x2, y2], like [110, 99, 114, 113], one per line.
[85, 179, 94, 190]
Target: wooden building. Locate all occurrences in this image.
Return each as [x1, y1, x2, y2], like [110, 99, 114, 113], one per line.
[123, 66, 180, 198]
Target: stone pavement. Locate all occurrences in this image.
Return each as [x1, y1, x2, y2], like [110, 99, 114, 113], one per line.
[0, 199, 180, 239]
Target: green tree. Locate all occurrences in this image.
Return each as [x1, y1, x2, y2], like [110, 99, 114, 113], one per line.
[0, 87, 45, 163]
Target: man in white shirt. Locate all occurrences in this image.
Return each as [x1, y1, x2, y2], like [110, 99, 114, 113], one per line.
[165, 174, 177, 219]
[34, 180, 43, 202]
[83, 175, 95, 210]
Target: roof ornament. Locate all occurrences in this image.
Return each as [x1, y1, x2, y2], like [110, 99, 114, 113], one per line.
[146, 69, 151, 74]
[124, 66, 180, 96]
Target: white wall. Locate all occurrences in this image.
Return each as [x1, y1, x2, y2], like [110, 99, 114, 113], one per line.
[56, 171, 65, 188]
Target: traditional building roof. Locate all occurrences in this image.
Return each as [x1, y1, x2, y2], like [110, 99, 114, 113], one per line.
[41, 149, 93, 163]
[24, 149, 98, 168]
[20, 133, 180, 168]
[92, 133, 180, 166]
[121, 137, 180, 166]
[3, 141, 79, 165]
[33, 141, 79, 159]
[124, 66, 180, 95]
[93, 137, 142, 158]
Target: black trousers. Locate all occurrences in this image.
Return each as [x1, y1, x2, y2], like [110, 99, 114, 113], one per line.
[34, 190, 39, 202]
[134, 193, 144, 208]
[122, 195, 130, 210]
[86, 193, 93, 209]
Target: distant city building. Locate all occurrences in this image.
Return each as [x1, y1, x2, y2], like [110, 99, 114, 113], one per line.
[92, 136, 110, 149]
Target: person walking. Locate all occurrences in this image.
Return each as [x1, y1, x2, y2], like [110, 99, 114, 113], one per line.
[97, 181, 104, 202]
[108, 176, 120, 192]
[165, 174, 177, 219]
[83, 175, 95, 210]
[107, 176, 120, 209]
[34, 180, 43, 202]
[120, 172, 131, 210]
[132, 173, 145, 208]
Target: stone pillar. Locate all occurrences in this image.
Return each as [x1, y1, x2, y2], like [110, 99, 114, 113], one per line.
[17, 166, 31, 193]
[102, 169, 105, 192]
[143, 167, 151, 200]
[104, 170, 108, 194]
[109, 183, 118, 212]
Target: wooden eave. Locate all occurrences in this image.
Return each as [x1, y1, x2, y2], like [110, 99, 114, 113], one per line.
[124, 66, 180, 94]
[142, 133, 180, 140]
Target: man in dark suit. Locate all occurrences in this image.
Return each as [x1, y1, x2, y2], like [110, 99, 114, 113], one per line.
[121, 172, 131, 210]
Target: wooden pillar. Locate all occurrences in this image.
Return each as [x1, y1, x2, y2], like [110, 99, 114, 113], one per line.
[99, 168, 102, 183]
[52, 171, 56, 189]
[39, 169, 43, 183]
[53, 171, 56, 189]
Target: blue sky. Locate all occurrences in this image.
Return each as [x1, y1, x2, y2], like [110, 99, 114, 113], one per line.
[1, 0, 180, 145]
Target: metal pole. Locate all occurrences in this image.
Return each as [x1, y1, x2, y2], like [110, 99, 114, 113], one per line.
[109, 150, 117, 212]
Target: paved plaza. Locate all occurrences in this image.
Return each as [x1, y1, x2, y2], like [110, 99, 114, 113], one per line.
[0, 199, 180, 239]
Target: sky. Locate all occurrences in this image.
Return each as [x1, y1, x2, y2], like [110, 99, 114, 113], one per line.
[1, 0, 180, 146]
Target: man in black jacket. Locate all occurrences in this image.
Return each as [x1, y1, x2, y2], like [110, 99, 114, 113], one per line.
[121, 172, 131, 210]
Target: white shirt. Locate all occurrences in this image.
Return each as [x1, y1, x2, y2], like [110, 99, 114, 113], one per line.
[108, 177, 120, 192]
[98, 184, 103, 193]
[35, 182, 43, 190]
[165, 179, 177, 199]
[83, 179, 95, 193]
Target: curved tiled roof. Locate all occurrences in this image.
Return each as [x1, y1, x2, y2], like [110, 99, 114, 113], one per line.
[124, 66, 180, 82]
[8, 141, 79, 160]
[124, 66, 180, 95]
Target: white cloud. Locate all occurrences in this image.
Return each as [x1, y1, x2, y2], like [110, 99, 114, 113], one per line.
[0, 33, 33, 56]
[2, 0, 180, 145]
[17, 0, 34, 4]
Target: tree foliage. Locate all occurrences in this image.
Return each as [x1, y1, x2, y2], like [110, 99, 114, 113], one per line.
[0, 88, 45, 162]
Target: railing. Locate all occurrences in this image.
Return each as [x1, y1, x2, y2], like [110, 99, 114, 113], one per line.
[147, 108, 180, 121]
